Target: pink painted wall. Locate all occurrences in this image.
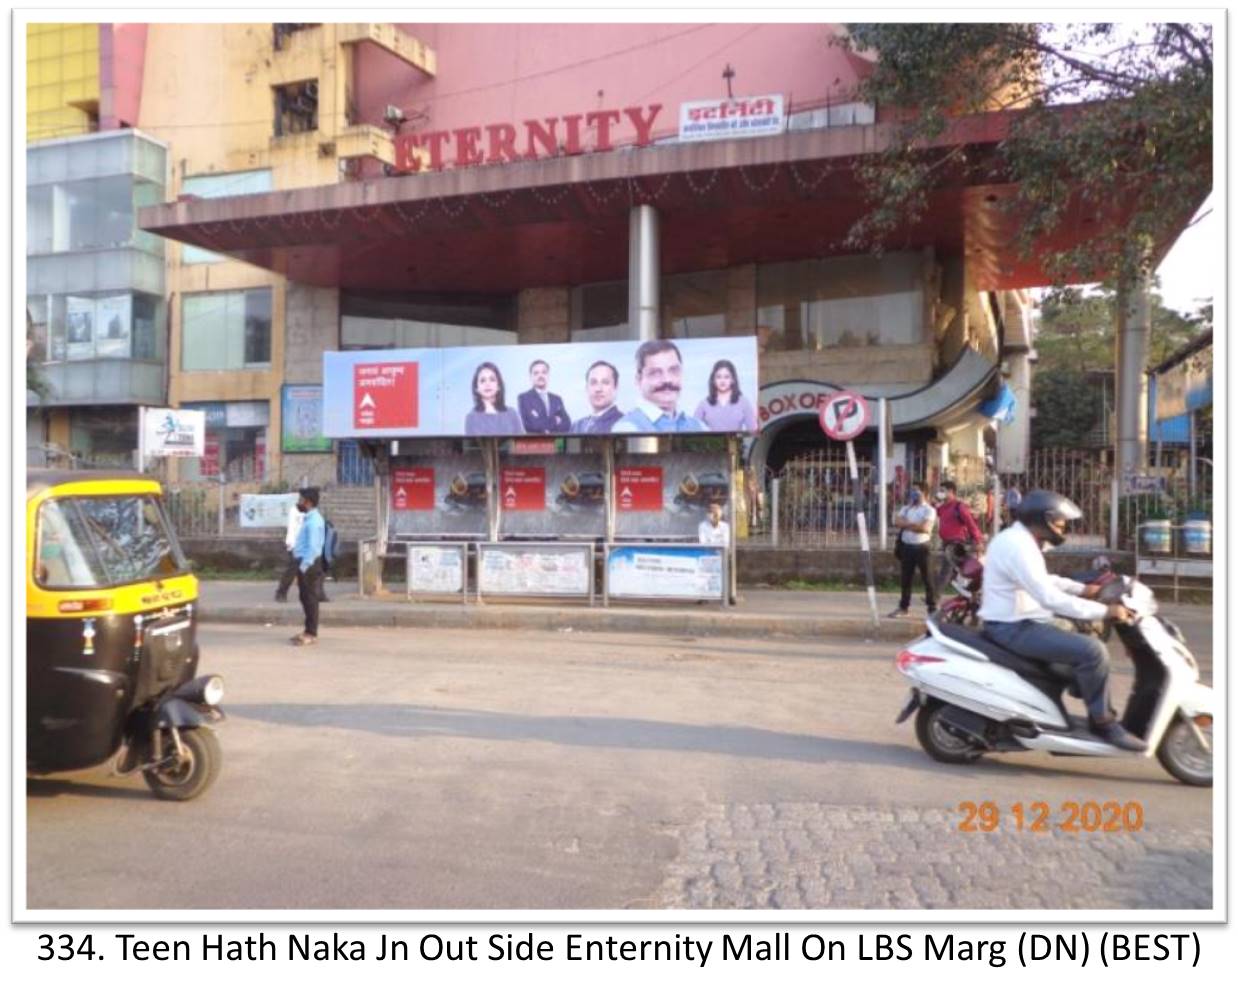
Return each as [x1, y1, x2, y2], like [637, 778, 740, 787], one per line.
[99, 23, 148, 130]
[355, 23, 869, 161]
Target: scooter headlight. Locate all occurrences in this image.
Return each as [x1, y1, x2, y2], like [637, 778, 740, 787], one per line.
[202, 675, 225, 706]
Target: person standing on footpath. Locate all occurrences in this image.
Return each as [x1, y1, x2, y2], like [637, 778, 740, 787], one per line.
[291, 487, 325, 647]
[889, 483, 937, 618]
[934, 480, 985, 591]
[274, 497, 305, 603]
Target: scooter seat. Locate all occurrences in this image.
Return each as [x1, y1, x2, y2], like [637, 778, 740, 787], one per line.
[936, 622, 1077, 684]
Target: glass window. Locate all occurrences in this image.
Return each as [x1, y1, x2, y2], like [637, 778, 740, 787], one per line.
[35, 495, 188, 589]
[661, 269, 728, 338]
[69, 407, 138, 465]
[756, 253, 925, 351]
[570, 280, 627, 332]
[181, 288, 272, 370]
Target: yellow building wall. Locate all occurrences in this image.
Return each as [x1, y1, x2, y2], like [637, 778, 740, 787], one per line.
[27, 23, 101, 142]
[141, 23, 360, 484]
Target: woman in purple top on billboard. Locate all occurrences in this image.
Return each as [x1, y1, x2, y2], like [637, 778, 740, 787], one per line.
[464, 361, 525, 436]
[693, 359, 757, 432]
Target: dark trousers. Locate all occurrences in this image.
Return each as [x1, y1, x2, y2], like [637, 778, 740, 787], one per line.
[275, 550, 299, 598]
[297, 561, 324, 637]
[983, 619, 1113, 722]
[278, 550, 326, 601]
[898, 542, 936, 610]
[935, 541, 970, 594]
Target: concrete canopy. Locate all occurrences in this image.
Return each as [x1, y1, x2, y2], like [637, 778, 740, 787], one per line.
[138, 106, 1198, 296]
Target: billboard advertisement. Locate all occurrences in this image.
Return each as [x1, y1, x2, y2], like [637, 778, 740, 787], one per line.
[477, 543, 592, 598]
[240, 492, 298, 529]
[281, 384, 331, 453]
[606, 545, 725, 600]
[498, 455, 606, 538]
[614, 452, 730, 539]
[389, 454, 488, 538]
[323, 336, 758, 439]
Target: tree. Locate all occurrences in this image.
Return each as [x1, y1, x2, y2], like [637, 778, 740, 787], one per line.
[833, 23, 1213, 287]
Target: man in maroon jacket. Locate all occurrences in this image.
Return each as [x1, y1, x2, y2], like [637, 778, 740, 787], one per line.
[935, 480, 985, 592]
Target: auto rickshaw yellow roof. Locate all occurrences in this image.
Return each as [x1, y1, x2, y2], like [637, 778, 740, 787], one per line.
[26, 470, 163, 502]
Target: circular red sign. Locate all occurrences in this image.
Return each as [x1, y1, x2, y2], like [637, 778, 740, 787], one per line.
[818, 390, 872, 441]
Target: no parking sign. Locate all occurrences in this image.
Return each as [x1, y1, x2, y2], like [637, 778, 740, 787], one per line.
[818, 390, 871, 441]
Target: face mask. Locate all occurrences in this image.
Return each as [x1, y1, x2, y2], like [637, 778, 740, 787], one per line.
[935, 491, 947, 503]
[909, 489, 922, 503]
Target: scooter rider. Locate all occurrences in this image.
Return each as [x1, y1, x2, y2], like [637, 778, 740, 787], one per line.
[978, 490, 1145, 751]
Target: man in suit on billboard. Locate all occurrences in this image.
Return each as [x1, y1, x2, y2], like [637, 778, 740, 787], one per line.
[518, 359, 571, 434]
[570, 360, 624, 434]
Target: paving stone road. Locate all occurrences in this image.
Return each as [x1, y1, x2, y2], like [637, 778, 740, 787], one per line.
[656, 802, 1213, 910]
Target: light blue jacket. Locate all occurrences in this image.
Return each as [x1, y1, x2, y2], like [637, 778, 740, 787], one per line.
[294, 508, 325, 572]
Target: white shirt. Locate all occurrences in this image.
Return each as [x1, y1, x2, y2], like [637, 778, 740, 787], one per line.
[978, 521, 1108, 624]
[897, 503, 936, 545]
[698, 520, 731, 546]
[284, 505, 305, 551]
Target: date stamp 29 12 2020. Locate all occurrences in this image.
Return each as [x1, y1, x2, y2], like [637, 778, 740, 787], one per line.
[956, 800, 1145, 833]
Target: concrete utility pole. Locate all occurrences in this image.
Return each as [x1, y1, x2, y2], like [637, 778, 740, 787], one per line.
[1115, 256, 1153, 478]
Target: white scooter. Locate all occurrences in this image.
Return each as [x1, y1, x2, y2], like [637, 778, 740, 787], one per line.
[895, 575, 1214, 786]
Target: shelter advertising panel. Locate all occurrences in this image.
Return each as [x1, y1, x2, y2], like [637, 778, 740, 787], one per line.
[614, 452, 730, 539]
[281, 384, 331, 453]
[499, 455, 606, 538]
[477, 543, 593, 598]
[605, 544, 725, 601]
[323, 337, 758, 439]
[388, 455, 487, 537]
[406, 543, 467, 597]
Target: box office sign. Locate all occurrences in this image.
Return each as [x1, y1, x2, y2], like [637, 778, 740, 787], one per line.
[678, 95, 785, 142]
[323, 337, 758, 440]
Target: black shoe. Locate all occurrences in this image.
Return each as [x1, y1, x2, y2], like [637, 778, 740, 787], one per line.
[1092, 721, 1146, 752]
[887, 608, 909, 618]
[319, 596, 330, 603]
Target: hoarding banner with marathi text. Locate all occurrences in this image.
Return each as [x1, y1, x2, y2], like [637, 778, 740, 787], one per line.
[323, 336, 758, 439]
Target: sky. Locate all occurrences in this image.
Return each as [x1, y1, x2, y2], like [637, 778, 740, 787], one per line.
[1154, 194, 1217, 316]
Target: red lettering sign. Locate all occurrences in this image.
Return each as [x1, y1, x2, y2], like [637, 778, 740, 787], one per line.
[394, 104, 663, 173]
[500, 467, 546, 512]
[354, 362, 418, 430]
[391, 467, 435, 511]
[615, 466, 663, 512]
[200, 435, 220, 477]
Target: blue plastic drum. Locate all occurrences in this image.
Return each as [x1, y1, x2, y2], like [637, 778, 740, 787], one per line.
[1182, 519, 1212, 556]
[1140, 519, 1173, 554]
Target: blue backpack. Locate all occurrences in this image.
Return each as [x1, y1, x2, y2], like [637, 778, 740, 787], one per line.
[322, 519, 339, 568]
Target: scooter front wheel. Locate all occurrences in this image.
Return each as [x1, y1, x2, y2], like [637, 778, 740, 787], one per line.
[1156, 715, 1212, 787]
[915, 699, 984, 764]
[143, 727, 222, 801]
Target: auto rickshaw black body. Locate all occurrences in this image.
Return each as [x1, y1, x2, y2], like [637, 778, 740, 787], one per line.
[26, 470, 224, 800]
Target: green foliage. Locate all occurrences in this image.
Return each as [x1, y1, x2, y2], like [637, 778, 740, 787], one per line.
[1030, 369, 1102, 448]
[834, 23, 1212, 286]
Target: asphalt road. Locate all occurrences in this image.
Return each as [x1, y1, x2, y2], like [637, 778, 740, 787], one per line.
[26, 620, 1214, 911]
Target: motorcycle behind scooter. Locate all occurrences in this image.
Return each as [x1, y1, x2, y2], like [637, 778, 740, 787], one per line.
[895, 575, 1213, 786]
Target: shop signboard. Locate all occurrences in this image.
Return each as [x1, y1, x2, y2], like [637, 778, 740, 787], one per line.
[499, 455, 606, 538]
[323, 336, 758, 440]
[240, 492, 298, 529]
[678, 94, 785, 142]
[477, 543, 592, 598]
[388, 454, 488, 537]
[614, 453, 729, 539]
[605, 545, 725, 601]
[140, 407, 206, 458]
[406, 543, 467, 597]
[281, 384, 331, 453]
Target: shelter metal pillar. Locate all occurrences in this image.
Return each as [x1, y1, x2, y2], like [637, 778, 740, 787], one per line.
[627, 204, 660, 455]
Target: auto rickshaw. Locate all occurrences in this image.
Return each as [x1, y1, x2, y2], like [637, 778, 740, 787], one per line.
[26, 470, 225, 800]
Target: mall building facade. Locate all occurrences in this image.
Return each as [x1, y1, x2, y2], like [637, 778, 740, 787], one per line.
[34, 22, 1049, 494]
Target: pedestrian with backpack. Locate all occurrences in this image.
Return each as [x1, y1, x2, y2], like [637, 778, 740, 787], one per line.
[290, 487, 325, 647]
[318, 515, 338, 602]
[934, 480, 986, 592]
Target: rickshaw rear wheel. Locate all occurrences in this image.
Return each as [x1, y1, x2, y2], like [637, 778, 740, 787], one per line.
[143, 727, 221, 801]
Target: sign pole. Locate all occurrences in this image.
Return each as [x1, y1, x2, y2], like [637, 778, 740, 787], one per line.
[137, 407, 146, 474]
[877, 398, 889, 551]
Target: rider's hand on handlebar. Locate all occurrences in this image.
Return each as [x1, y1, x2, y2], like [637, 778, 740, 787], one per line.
[1107, 604, 1134, 624]
[1082, 583, 1103, 599]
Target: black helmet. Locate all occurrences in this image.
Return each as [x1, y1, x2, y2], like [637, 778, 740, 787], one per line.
[1016, 489, 1082, 546]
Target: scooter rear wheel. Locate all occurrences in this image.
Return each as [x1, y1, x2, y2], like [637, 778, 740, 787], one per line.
[1156, 715, 1212, 787]
[915, 699, 984, 764]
